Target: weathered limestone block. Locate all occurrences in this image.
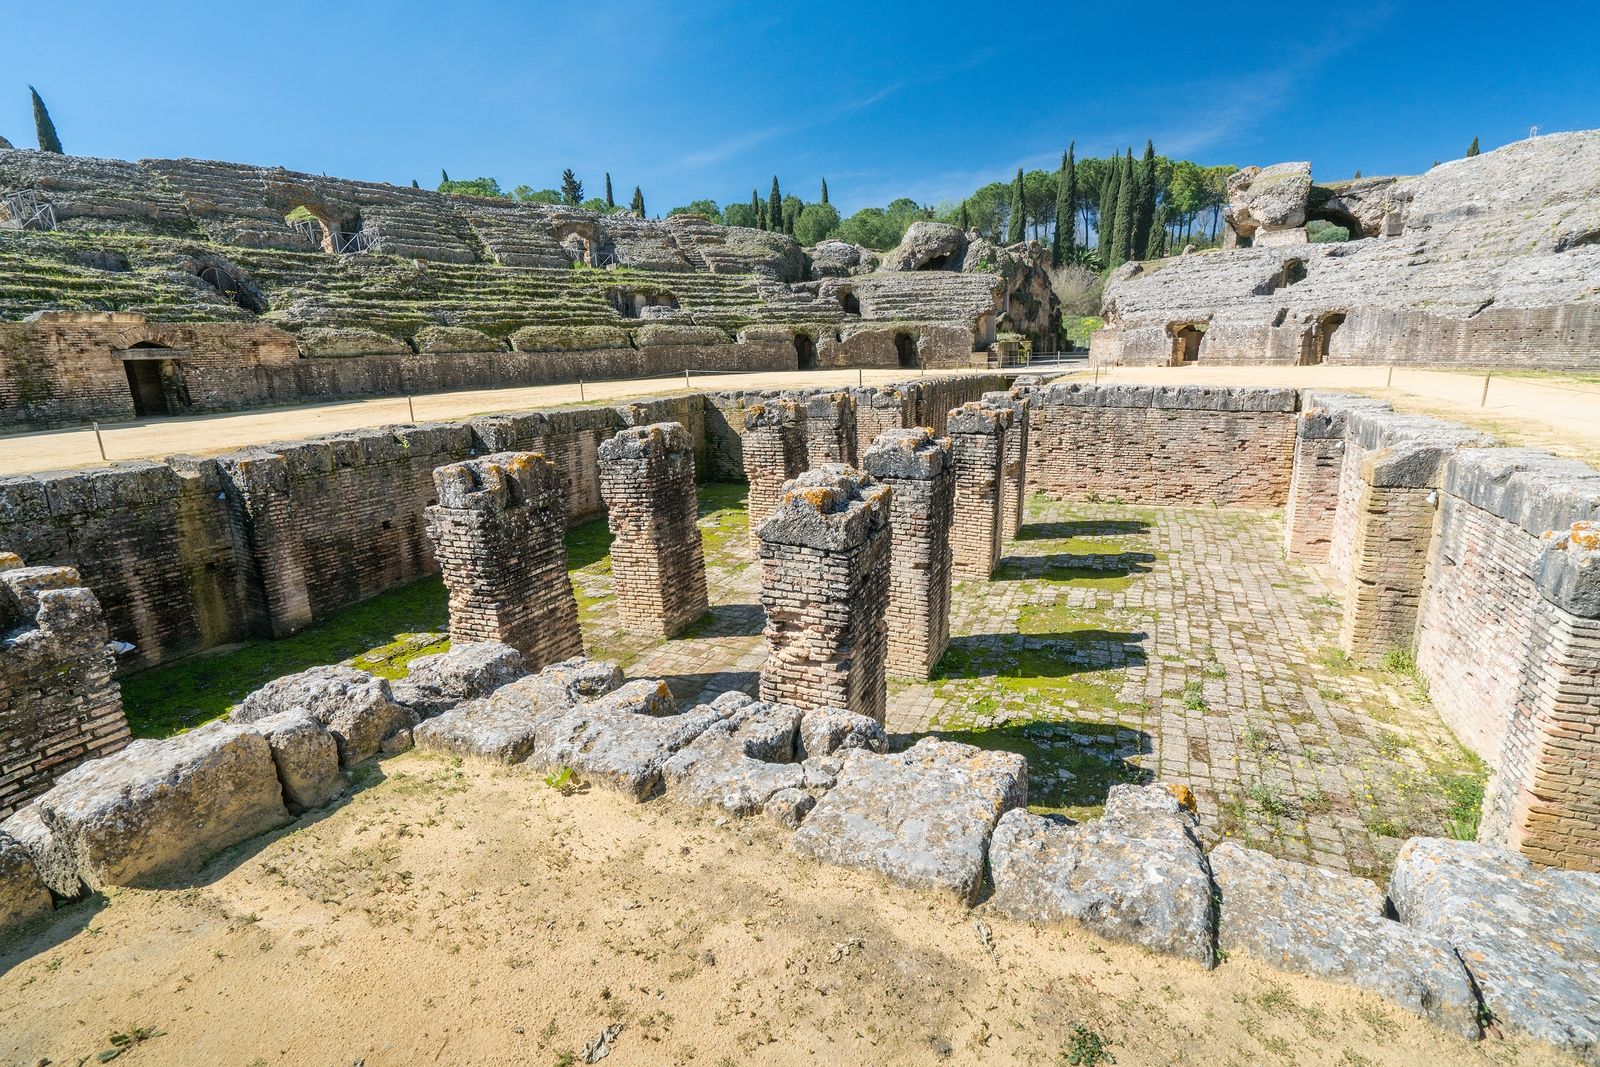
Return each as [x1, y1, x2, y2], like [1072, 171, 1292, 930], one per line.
[662, 696, 809, 817]
[1211, 842, 1478, 1037]
[796, 706, 888, 760]
[389, 640, 528, 718]
[1227, 162, 1312, 240]
[535, 656, 626, 702]
[412, 655, 622, 764]
[234, 665, 415, 767]
[980, 391, 1029, 543]
[35, 722, 289, 890]
[598, 422, 708, 638]
[861, 427, 956, 678]
[0, 829, 53, 933]
[741, 399, 808, 542]
[947, 402, 1010, 575]
[525, 680, 736, 800]
[0, 805, 81, 898]
[243, 711, 344, 813]
[789, 737, 1027, 904]
[988, 785, 1216, 966]
[1390, 838, 1600, 1062]
[425, 451, 583, 668]
[1283, 394, 1386, 561]
[757, 466, 892, 722]
[0, 562, 130, 819]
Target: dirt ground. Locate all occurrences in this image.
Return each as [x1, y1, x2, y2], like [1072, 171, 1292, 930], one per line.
[0, 754, 1572, 1067]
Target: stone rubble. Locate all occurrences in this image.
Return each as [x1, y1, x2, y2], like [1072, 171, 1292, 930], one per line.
[390, 641, 529, 718]
[232, 664, 416, 767]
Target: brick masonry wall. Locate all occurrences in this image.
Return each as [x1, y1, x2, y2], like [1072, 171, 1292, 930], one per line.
[981, 391, 1029, 543]
[1025, 385, 1298, 506]
[948, 403, 1010, 577]
[757, 468, 891, 722]
[598, 422, 708, 638]
[741, 399, 809, 542]
[1339, 479, 1438, 658]
[0, 557, 129, 819]
[802, 391, 858, 468]
[424, 451, 582, 667]
[861, 428, 955, 679]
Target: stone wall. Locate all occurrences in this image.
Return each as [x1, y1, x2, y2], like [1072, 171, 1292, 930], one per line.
[741, 399, 809, 542]
[948, 402, 1010, 576]
[981, 391, 1029, 543]
[0, 557, 128, 818]
[598, 423, 707, 638]
[1026, 384, 1298, 506]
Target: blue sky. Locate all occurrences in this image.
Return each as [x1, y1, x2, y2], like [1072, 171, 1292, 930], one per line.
[5, 1, 1597, 215]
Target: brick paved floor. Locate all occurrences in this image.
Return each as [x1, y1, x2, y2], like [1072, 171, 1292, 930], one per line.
[570, 484, 1485, 880]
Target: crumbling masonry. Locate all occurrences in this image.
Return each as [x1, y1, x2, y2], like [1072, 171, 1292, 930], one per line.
[0, 555, 129, 818]
[981, 390, 1030, 543]
[947, 402, 1011, 576]
[597, 422, 708, 638]
[861, 428, 956, 679]
[424, 452, 582, 668]
[757, 467, 891, 722]
[741, 399, 809, 541]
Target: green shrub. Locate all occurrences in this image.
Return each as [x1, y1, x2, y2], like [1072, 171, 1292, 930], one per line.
[1307, 220, 1350, 243]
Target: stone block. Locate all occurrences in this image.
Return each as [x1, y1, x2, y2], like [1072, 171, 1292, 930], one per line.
[0, 805, 82, 899]
[232, 665, 415, 767]
[0, 830, 54, 934]
[390, 640, 528, 718]
[243, 711, 344, 813]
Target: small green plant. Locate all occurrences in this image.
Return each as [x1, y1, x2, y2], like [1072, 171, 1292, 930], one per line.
[1242, 725, 1270, 753]
[1181, 681, 1207, 712]
[544, 765, 579, 795]
[96, 1026, 165, 1061]
[1249, 782, 1291, 819]
[1063, 1024, 1114, 1065]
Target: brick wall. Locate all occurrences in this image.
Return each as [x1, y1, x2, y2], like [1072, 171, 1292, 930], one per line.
[981, 391, 1029, 543]
[948, 402, 1009, 577]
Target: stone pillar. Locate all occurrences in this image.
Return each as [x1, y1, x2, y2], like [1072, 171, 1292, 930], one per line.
[947, 402, 1011, 576]
[981, 390, 1030, 543]
[742, 398, 808, 543]
[598, 422, 708, 638]
[757, 466, 891, 722]
[425, 451, 582, 669]
[799, 390, 858, 467]
[1337, 442, 1448, 659]
[0, 555, 129, 818]
[861, 428, 955, 679]
[1283, 404, 1351, 562]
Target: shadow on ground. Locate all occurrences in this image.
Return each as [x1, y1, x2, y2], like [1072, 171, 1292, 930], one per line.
[911, 719, 1154, 816]
[937, 630, 1148, 680]
[1017, 518, 1150, 541]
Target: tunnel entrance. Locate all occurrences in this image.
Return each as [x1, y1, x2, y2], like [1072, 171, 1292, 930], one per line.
[794, 333, 818, 370]
[894, 332, 919, 369]
[120, 343, 184, 416]
[1169, 324, 1203, 365]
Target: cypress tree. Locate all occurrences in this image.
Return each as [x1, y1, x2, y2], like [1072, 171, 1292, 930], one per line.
[560, 169, 583, 205]
[758, 200, 770, 231]
[1132, 140, 1158, 260]
[630, 186, 645, 217]
[1466, 136, 1480, 157]
[1052, 143, 1076, 266]
[30, 87, 61, 154]
[605, 173, 615, 208]
[440, 169, 450, 185]
[749, 190, 761, 227]
[1006, 167, 1025, 244]
[411, 179, 419, 189]
[820, 177, 829, 205]
[958, 200, 971, 231]
[1098, 157, 1121, 259]
[1144, 203, 1168, 260]
[1111, 149, 1137, 267]
[769, 177, 782, 230]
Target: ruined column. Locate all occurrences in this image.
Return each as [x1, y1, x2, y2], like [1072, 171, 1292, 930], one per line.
[598, 422, 708, 638]
[757, 466, 892, 722]
[424, 451, 582, 669]
[1283, 404, 1353, 562]
[981, 390, 1030, 543]
[0, 555, 129, 818]
[799, 390, 858, 468]
[861, 428, 955, 679]
[852, 385, 915, 445]
[947, 402, 1011, 576]
[741, 398, 808, 543]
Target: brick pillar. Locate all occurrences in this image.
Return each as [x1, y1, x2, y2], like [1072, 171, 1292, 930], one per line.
[424, 451, 582, 668]
[852, 385, 914, 445]
[861, 428, 955, 679]
[947, 402, 1011, 576]
[742, 399, 808, 543]
[757, 466, 891, 722]
[1283, 405, 1350, 562]
[800, 390, 858, 467]
[598, 422, 708, 638]
[1337, 442, 1447, 659]
[0, 556, 129, 818]
[981, 390, 1030, 543]
[1480, 524, 1600, 871]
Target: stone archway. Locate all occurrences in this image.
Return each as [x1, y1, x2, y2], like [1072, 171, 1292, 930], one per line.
[794, 333, 818, 370]
[894, 332, 919, 369]
[118, 341, 186, 417]
[1168, 323, 1204, 365]
[1311, 312, 1346, 364]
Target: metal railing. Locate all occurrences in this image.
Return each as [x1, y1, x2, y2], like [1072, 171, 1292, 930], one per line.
[286, 217, 382, 254]
[1, 190, 57, 231]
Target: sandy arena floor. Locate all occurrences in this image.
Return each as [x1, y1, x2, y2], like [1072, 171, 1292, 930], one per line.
[0, 757, 1570, 1067]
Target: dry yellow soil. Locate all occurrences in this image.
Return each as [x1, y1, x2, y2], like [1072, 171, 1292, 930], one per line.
[0, 754, 1573, 1067]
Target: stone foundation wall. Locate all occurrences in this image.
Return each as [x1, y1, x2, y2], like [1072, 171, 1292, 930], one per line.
[598, 423, 707, 638]
[1026, 384, 1298, 506]
[1283, 395, 1386, 562]
[0, 557, 128, 819]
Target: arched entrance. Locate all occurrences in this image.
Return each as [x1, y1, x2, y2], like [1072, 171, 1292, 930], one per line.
[284, 205, 336, 253]
[119, 342, 186, 417]
[894, 332, 919, 369]
[1311, 312, 1346, 364]
[1168, 323, 1204, 365]
[837, 287, 861, 315]
[794, 333, 818, 370]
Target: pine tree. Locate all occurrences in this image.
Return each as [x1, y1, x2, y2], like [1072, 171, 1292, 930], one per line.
[1006, 167, 1025, 244]
[30, 87, 62, 154]
[1098, 157, 1122, 259]
[1111, 150, 1137, 267]
[769, 178, 782, 231]
[1052, 143, 1077, 266]
[560, 169, 583, 205]
[1132, 140, 1158, 260]
[630, 186, 645, 217]
[959, 200, 971, 231]
[1466, 137, 1480, 157]
[605, 173, 615, 208]
[820, 177, 829, 205]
